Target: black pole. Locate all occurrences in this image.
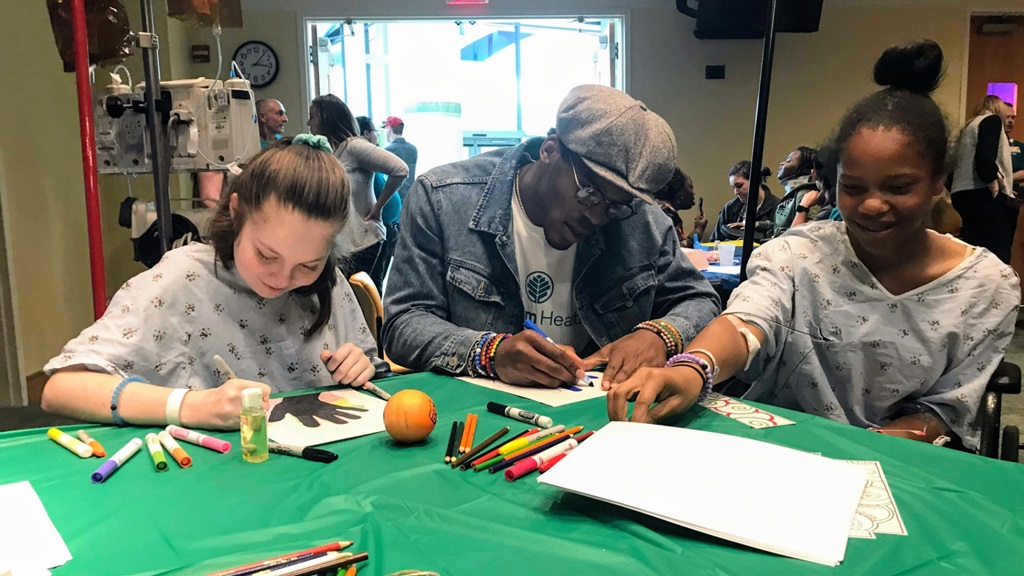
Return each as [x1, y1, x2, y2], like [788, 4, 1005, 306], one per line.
[740, 0, 779, 280]
[140, 0, 171, 254]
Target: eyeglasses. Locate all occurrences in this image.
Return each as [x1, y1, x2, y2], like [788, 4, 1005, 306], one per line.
[567, 154, 637, 221]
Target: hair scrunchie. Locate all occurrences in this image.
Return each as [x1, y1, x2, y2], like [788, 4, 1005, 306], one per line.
[292, 133, 333, 153]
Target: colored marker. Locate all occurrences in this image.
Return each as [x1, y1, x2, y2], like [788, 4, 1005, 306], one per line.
[157, 430, 192, 467]
[523, 319, 588, 388]
[503, 427, 582, 461]
[76, 429, 106, 457]
[321, 352, 391, 401]
[486, 401, 553, 428]
[498, 425, 565, 455]
[505, 438, 579, 481]
[538, 451, 569, 473]
[91, 437, 143, 483]
[145, 433, 168, 472]
[207, 541, 354, 576]
[166, 425, 231, 453]
[451, 425, 510, 469]
[268, 442, 338, 463]
[47, 427, 92, 458]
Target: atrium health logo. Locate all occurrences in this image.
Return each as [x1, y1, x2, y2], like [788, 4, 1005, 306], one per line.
[526, 271, 553, 304]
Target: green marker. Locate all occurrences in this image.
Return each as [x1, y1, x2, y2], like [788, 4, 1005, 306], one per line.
[145, 433, 169, 472]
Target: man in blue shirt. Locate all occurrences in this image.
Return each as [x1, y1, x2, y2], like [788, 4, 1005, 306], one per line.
[383, 116, 418, 203]
[256, 99, 288, 149]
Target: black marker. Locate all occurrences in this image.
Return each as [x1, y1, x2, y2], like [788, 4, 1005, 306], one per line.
[268, 442, 338, 463]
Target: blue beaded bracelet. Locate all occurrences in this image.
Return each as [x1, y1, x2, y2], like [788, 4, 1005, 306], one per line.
[110, 376, 146, 426]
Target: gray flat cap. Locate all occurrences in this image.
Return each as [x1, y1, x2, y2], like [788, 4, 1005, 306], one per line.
[555, 85, 677, 202]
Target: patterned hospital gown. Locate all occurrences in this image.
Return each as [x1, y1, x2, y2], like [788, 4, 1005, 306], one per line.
[44, 243, 385, 392]
[726, 222, 1020, 449]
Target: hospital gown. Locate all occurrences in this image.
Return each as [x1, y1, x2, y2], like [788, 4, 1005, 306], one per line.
[45, 243, 385, 392]
[726, 222, 1019, 449]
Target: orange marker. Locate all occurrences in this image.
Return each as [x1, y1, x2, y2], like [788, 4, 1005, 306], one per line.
[157, 430, 192, 468]
[344, 565, 357, 576]
[77, 430, 106, 458]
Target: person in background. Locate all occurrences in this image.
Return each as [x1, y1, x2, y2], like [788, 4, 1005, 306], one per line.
[654, 168, 705, 248]
[41, 136, 385, 430]
[797, 146, 841, 225]
[606, 40, 1019, 452]
[1004, 101, 1024, 196]
[771, 146, 819, 237]
[308, 95, 408, 281]
[709, 161, 779, 243]
[256, 99, 288, 149]
[356, 116, 402, 293]
[383, 116, 419, 204]
[950, 95, 1015, 262]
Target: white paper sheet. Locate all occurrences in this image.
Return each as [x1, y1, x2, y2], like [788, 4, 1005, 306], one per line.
[267, 388, 388, 447]
[456, 372, 606, 407]
[539, 422, 867, 566]
[0, 482, 71, 574]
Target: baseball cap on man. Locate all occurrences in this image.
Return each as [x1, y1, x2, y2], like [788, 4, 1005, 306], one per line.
[555, 85, 677, 202]
[382, 116, 404, 128]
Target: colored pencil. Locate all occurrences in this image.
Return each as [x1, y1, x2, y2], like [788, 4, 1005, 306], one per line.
[490, 435, 573, 474]
[207, 541, 353, 576]
[464, 413, 478, 453]
[467, 428, 537, 469]
[263, 552, 368, 576]
[443, 421, 459, 464]
[451, 426, 509, 469]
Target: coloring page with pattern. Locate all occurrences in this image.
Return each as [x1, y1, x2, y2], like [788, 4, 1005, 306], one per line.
[266, 389, 387, 447]
[698, 393, 796, 428]
[846, 460, 907, 538]
[456, 372, 605, 407]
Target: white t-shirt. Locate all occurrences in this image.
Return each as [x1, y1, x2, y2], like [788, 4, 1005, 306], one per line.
[511, 188, 591, 351]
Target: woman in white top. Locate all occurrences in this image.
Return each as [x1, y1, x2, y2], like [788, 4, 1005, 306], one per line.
[606, 40, 1020, 451]
[950, 95, 1016, 263]
[308, 94, 408, 279]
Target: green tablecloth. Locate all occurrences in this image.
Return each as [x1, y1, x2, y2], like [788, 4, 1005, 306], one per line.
[3, 372, 1023, 575]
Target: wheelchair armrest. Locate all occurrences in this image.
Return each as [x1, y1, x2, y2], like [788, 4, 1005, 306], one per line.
[987, 361, 1021, 395]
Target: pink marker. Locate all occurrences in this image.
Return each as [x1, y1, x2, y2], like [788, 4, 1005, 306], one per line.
[166, 425, 231, 453]
[505, 438, 578, 481]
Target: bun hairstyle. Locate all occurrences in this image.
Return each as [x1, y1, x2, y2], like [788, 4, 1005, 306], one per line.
[831, 39, 949, 177]
[872, 40, 944, 95]
[729, 160, 772, 184]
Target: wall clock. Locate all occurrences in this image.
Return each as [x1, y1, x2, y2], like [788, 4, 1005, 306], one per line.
[232, 41, 279, 88]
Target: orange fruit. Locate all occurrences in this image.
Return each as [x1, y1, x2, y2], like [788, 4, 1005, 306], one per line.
[383, 389, 437, 443]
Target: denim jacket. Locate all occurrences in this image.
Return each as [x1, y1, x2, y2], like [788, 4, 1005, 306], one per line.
[382, 138, 721, 375]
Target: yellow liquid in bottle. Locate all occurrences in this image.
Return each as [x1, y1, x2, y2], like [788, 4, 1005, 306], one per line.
[240, 408, 268, 463]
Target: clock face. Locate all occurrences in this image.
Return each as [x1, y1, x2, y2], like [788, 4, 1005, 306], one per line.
[232, 41, 279, 88]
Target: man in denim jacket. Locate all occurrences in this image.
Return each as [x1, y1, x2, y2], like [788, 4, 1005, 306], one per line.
[383, 85, 720, 388]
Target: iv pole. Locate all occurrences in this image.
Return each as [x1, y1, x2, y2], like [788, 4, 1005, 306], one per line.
[139, 0, 173, 255]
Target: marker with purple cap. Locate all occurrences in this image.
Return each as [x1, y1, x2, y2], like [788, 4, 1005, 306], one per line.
[91, 437, 143, 483]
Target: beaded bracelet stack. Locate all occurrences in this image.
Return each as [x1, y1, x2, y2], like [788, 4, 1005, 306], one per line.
[633, 320, 683, 356]
[470, 332, 511, 378]
[665, 353, 714, 404]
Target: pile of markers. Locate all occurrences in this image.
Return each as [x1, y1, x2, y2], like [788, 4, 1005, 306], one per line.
[442, 401, 593, 482]
[47, 425, 230, 483]
[209, 540, 367, 576]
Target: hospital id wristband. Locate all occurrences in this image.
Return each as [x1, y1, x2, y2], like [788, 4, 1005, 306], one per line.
[165, 388, 191, 426]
